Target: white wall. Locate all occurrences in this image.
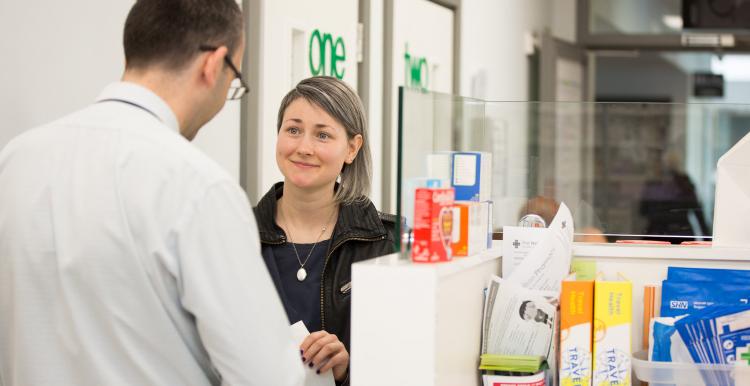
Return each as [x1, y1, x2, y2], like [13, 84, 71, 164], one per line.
[364, 0, 385, 208]
[0, 1, 242, 181]
[460, 0, 554, 101]
[0, 1, 130, 148]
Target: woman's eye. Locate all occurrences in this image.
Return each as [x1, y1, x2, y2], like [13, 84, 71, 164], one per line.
[287, 127, 300, 135]
[317, 132, 330, 140]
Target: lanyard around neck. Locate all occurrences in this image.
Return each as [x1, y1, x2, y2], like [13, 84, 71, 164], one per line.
[98, 98, 161, 122]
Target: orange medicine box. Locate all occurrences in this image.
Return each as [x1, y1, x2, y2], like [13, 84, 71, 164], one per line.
[560, 279, 594, 386]
[411, 188, 454, 263]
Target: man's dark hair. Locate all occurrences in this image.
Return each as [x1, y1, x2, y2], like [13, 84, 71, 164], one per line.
[123, 0, 243, 70]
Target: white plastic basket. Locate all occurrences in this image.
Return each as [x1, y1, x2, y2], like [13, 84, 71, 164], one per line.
[631, 350, 749, 386]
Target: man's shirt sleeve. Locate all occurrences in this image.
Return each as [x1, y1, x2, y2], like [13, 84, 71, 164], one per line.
[174, 180, 303, 386]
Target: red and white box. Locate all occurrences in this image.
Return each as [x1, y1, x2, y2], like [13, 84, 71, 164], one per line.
[411, 187, 454, 263]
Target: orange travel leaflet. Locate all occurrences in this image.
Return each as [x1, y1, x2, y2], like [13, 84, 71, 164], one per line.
[559, 279, 594, 386]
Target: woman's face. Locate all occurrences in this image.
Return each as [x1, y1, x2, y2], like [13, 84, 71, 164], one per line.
[276, 98, 362, 192]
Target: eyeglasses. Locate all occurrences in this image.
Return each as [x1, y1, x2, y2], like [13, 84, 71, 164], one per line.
[199, 45, 249, 100]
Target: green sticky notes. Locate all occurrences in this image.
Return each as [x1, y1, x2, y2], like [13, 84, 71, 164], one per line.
[571, 259, 596, 281]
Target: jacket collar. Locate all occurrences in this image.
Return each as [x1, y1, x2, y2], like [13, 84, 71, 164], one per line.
[254, 182, 387, 244]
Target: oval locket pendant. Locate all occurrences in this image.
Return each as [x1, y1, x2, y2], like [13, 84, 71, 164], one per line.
[296, 267, 307, 282]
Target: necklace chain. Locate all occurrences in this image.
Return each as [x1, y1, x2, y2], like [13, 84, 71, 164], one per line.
[283, 207, 337, 271]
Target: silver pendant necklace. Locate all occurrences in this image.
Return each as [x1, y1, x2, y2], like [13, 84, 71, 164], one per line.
[284, 208, 336, 282]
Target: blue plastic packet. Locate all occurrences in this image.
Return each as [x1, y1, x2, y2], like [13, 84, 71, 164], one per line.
[667, 266, 750, 282]
[686, 304, 750, 385]
[651, 318, 677, 362]
[660, 280, 750, 317]
[703, 304, 750, 363]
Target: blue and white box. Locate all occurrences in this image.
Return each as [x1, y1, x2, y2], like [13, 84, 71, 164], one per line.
[451, 151, 492, 202]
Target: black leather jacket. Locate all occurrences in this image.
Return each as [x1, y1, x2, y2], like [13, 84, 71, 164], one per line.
[253, 183, 397, 369]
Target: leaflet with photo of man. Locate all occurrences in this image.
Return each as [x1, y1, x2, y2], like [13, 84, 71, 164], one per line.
[482, 276, 557, 358]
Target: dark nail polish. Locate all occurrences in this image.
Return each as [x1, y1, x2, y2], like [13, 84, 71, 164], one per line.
[300, 349, 303, 355]
[309, 362, 314, 368]
[316, 369, 320, 374]
[301, 357, 306, 362]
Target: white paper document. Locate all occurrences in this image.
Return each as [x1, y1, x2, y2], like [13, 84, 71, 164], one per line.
[505, 202, 574, 293]
[713, 131, 750, 247]
[290, 321, 335, 386]
[482, 276, 556, 358]
[501, 226, 550, 279]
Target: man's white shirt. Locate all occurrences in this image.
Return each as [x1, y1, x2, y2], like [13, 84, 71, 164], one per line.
[0, 82, 303, 386]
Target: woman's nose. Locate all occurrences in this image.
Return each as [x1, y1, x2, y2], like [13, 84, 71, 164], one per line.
[295, 134, 314, 156]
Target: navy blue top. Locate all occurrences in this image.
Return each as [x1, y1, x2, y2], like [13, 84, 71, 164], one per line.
[268, 240, 330, 332]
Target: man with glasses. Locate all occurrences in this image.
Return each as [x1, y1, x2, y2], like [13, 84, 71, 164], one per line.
[0, 1, 302, 386]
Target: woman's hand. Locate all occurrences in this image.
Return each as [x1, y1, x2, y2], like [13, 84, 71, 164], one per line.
[300, 330, 349, 382]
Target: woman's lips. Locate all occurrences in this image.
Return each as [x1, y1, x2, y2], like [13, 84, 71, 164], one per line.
[291, 160, 318, 169]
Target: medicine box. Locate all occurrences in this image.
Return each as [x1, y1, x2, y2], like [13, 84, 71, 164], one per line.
[412, 188, 454, 263]
[451, 152, 492, 202]
[451, 201, 490, 257]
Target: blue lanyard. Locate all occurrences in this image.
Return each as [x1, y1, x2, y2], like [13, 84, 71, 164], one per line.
[98, 98, 161, 122]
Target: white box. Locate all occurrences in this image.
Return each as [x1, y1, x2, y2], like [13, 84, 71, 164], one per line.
[451, 201, 490, 257]
[426, 152, 452, 188]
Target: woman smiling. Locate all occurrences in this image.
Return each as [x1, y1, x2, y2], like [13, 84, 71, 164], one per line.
[253, 76, 396, 385]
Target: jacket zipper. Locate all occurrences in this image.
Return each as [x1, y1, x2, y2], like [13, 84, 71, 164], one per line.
[320, 234, 386, 331]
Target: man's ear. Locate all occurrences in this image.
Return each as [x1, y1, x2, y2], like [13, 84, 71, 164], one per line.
[201, 46, 228, 87]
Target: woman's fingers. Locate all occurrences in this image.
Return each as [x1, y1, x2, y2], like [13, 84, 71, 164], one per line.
[300, 330, 329, 354]
[310, 338, 345, 369]
[300, 330, 350, 381]
[300, 331, 336, 365]
[317, 349, 348, 374]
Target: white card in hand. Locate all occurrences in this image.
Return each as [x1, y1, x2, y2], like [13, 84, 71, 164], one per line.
[290, 321, 335, 386]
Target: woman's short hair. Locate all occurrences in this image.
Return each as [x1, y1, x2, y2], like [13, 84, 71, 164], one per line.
[277, 76, 372, 205]
[123, 0, 243, 71]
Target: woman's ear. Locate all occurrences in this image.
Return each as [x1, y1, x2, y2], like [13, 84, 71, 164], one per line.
[346, 134, 363, 164]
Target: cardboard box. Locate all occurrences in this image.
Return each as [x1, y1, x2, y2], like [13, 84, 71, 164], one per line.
[593, 277, 633, 386]
[411, 188, 454, 263]
[560, 279, 594, 386]
[451, 201, 490, 257]
[426, 152, 452, 188]
[451, 152, 492, 202]
[403, 177, 444, 229]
